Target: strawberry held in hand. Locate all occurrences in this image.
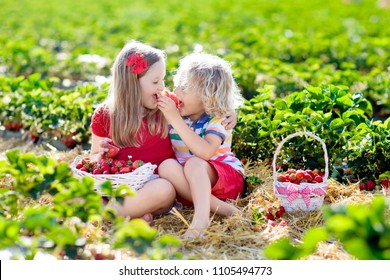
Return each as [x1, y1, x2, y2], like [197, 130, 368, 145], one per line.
[162, 90, 179, 108]
[104, 143, 120, 158]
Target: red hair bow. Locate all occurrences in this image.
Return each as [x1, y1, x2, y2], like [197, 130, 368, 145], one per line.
[126, 53, 148, 75]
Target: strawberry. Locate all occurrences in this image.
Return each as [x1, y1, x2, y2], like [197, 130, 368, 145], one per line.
[275, 210, 283, 219]
[296, 170, 305, 181]
[366, 180, 376, 191]
[282, 175, 290, 182]
[119, 166, 132, 173]
[381, 179, 389, 189]
[305, 169, 314, 178]
[314, 175, 323, 183]
[80, 167, 88, 172]
[92, 168, 102, 174]
[76, 162, 83, 169]
[279, 206, 285, 214]
[304, 173, 313, 182]
[132, 160, 144, 170]
[110, 166, 119, 174]
[105, 143, 120, 158]
[162, 90, 179, 107]
[359, 182, 366, 191]
[265, 212, 275, 220]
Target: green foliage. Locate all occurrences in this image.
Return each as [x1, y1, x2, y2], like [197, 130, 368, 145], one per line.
[264, 228, 329, 260]
[0, 149, 181, 260]
[0, 0, 389, 113]
[233, 85, 389, 184]
[322, 196, 390, 260]
[0, 75, 107, 145]
[264, 196, 390, 260]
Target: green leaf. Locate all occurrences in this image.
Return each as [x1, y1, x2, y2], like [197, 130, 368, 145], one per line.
[5, 148, 20, 164]
[329, 118, 344, 129]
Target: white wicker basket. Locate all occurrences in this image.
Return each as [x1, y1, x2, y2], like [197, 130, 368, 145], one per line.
[70, 156, 157, 195]
[272, 132, 329, 212]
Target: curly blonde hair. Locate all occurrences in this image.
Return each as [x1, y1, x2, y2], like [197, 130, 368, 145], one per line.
[173, 53, 243, 116]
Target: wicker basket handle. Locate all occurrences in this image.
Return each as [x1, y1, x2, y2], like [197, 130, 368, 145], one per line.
[272, 131, 329, 181]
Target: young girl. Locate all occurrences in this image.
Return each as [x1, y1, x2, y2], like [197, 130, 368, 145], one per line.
[90, 41, 237, 223]
[90, 40, 176, 222]
[157, 53, 245, 238]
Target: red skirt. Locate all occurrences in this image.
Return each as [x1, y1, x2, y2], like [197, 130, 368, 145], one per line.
[178, 160, 244, 206]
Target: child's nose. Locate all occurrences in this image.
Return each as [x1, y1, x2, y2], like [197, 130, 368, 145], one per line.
[157, 81, 165, 91]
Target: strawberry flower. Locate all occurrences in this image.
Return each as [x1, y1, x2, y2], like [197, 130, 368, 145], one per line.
[125, 53, 148, 75]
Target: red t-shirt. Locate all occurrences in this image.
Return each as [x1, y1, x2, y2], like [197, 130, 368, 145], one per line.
[90, 105, 174, 168]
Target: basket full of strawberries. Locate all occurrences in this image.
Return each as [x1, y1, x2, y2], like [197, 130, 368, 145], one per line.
[70, 143, 157, 195]
[272, 132, 329, 212]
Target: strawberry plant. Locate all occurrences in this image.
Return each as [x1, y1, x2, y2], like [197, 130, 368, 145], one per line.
[264, 196, 390, 260]
[0, 149, 181, 259]
[233, 85, 389, 185]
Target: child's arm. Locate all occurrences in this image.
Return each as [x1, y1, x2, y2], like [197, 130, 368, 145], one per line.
[158, 96, 222, 160]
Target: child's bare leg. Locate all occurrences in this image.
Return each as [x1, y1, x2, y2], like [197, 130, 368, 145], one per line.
[210, 195, 239, 217]
[158, 159, 191, 200]
[110, 178, 176, 219]
[182, 157, 218, 238]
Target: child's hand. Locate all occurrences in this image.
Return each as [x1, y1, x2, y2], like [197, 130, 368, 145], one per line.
[157, 94, 181, 122]
[220, 110, 237, 130]
[94, 138, 120, 159]
[161, 90, 179, 108]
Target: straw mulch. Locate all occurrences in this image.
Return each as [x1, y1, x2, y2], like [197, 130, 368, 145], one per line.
[1, 137, 389, 260]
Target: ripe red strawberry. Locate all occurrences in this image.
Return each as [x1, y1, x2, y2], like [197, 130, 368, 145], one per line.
[366, 180, 376, 191]
[314, 175, 323, 183]
[296, 170, 305, 181]
[265, 212, 275, 220]
[305, 170, 314, 178]
[381, 179, 389, 189]
[92, 168, 102, 174]
[132, 160, 144, 170]
[105, 144, 120, 158]
[304, 173, 313, 182]
[162, 90, 179, 107]
[275, 210, 283, 219]
[76, 162, 83, 169]
[279, 206, 285, 214]
[80, 167, 88, 172]
[110, 166, 119, 174]
[359, 182, 366, 191]
[119, 166, 132, 173]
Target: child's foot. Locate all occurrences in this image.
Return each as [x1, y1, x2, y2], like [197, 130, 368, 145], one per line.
[182, 228, 206, 239]
[182, 219, 209, 239]
[140, 213, 153, 225]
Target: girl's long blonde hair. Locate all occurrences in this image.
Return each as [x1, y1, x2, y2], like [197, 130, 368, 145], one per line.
[106, 40, 168, 147]
[173, 53, 243, 116]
